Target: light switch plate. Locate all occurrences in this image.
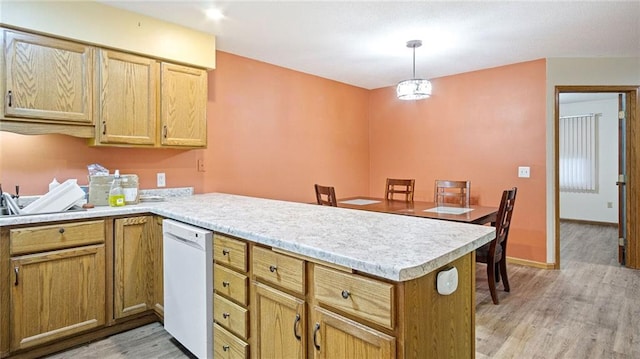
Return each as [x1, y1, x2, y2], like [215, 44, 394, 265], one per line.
[518, 166, 530, 178]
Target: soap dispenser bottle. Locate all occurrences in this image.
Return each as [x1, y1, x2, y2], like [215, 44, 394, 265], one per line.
[108, 170, 125, 207]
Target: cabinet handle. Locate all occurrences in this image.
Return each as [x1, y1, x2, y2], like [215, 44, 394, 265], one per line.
[341, 290, 350, 299]
[293, 313, 301, 340]
[222, 281, 230, 287]
[222, 344, 230, 351]
[269, 265, 278, 273]
[163, 125, 168, 138]
[7, 90, 12, 107]
[102, 121, 107, 135]
[223, 312, 230, 319]
[59, 227, 65, 234]
[313, 323, 321, 350]
[14, 267, 19, 286]
[222, 249, 230, 256]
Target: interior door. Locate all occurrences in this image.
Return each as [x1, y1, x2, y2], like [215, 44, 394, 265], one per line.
[617, 94, 627, 265]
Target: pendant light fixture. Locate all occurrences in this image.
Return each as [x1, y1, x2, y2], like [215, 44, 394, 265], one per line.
[396, 40, 432, 100]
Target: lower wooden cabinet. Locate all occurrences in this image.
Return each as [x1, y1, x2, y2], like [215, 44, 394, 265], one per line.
[214, 323, 249, 359]
[253, 282, 306, 359]
[10, 244, 106, 351]
[213, 233, 249, 357]
[151, 216, 164, 317]
[113, 215, 165, 320]
[311, 307, 395, 359]
[114, 216, 153, 319]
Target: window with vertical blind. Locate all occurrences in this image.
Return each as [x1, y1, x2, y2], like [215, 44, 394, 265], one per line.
[559, 113, 599, 193]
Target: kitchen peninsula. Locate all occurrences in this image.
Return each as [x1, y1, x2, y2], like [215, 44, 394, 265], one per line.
[0, 193, 495, 358]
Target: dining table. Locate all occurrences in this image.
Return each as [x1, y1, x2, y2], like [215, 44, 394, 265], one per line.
[337, 196, 498, 225]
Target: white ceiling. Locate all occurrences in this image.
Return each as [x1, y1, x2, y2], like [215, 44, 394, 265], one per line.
[101, 1, 640, 90]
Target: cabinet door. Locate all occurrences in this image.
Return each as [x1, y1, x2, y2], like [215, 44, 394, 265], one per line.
[114, 216, 152, 319]
[3, 29, 93, 124]
[10, 245, 105, 351]
[151, 216, 164, 317]
[160, 63, 207, 147]
[95, 49, 158, 145]
[312, 307, 395, 359]
[254, 282, 306, 359]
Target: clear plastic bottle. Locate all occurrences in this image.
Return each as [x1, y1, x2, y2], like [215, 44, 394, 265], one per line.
[108, 170, 125, 207]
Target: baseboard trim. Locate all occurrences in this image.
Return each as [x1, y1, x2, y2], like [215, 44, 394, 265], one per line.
[506, 256, 555, 269]
[560, 218, 618, 227]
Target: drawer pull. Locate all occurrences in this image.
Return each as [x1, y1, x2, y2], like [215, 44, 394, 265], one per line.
[222, 249, 230, 256]
[14, 267, 19, 286]
[222, 344, 230, 351]
[59, 228, 65, 234]
[222, 281, 230, 287]
[269, 265, 278, 273]
[341, 290, 350, 299]
[313, 323, 321, 350]
[222, 312, 230, 319]
[293, 313, 301, 340]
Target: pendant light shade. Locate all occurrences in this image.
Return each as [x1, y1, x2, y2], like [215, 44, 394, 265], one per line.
[396, 40, 431, 100]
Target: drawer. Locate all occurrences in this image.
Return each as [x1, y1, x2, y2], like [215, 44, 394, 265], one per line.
[214, 323, 248, 359]
[214, 294, 249, 340]
[252, 246, 305, 295]
[314, 265, 395, 329]
[214, 234, 247, 272]
[10, 220, 105, 255]
[214, 263, 249, 305]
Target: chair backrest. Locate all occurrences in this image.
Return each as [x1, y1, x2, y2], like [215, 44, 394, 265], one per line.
[434, 180, 470, 207]
[314, 184, 337, 207]
[489, 187, 518, 255]
[385, 178, 415, 201]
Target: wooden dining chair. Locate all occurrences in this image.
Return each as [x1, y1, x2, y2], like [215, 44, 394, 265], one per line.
[476, 187, 517, 305]
[385, 178, 415, 202]
[314, 184, 337, 207]
[434, 180, 470, 207]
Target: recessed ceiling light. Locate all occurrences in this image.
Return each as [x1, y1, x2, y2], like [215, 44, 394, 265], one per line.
[205, 8, 224, 20]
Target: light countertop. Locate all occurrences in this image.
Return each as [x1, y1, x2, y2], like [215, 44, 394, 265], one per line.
[0, 193, 495, 282]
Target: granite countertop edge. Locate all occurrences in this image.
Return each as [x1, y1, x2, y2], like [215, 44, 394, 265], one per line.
[0, 192, 496, 282]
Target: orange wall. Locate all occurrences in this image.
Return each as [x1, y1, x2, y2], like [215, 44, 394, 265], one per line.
[203, 52, 370, 202]
[0, 133, 206, 194]
[0, 53, 546, 263]
[369, 59, 547, 262]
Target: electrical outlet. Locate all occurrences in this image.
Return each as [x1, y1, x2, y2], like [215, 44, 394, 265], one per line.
[157, 173, 166, 187]
[197, 159, 205, 172]
[518, 166, 530, 178]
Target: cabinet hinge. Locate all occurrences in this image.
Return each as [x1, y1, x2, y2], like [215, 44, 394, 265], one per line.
[619, 237, 626, 246]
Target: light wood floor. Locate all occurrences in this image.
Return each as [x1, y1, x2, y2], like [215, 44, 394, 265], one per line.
[476, 221, 640, 358]
[44, 222, 639, 358]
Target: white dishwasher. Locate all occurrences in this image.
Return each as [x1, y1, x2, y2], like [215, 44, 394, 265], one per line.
[163, 219, 213, 359]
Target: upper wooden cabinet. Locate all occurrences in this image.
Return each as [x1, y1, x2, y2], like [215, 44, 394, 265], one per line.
[1, 28, 208, 147]
[91, 56, 207, 148]
[94, 50, 158, 146]
[160, 63, 207, 148]
[1, 29, 94, 137]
